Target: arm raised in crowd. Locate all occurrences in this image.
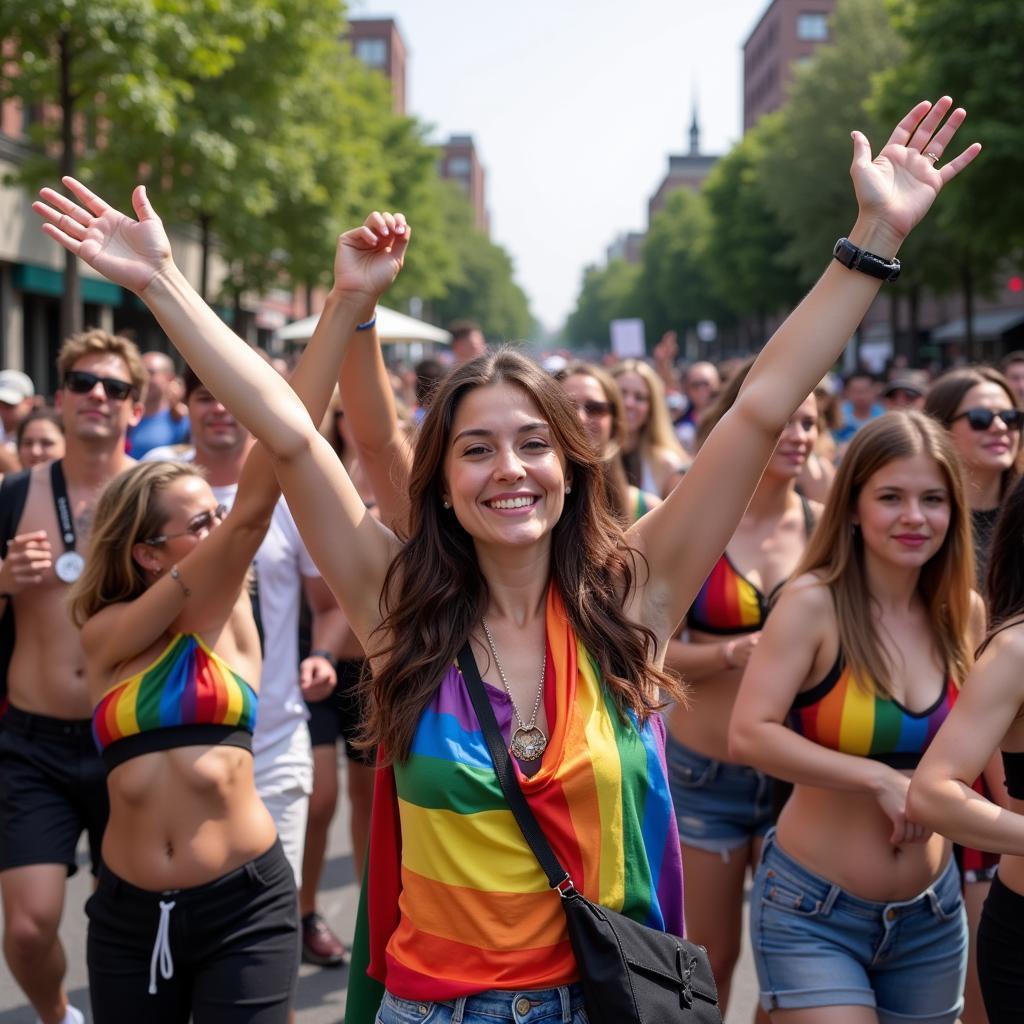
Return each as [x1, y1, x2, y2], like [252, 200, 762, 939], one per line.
[628, 98, 980, 642]
[35, 179, 410, 648]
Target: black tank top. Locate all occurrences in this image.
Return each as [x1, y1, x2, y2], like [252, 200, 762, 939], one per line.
[1002, 750, 1024, 800]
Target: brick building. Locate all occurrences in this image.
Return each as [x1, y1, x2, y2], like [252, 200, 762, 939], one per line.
[348, 18, 407, 115]
[648, 103, 718, 222]
[440, 135, 490, 235]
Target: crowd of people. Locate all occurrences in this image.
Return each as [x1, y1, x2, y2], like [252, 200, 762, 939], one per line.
[1, 97, 1022, 1024]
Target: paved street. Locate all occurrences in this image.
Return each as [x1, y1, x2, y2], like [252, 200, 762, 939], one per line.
[0, 756, 759, 1022]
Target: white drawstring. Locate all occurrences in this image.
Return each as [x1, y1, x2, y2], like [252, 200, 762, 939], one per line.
[148, 899, 176, 995]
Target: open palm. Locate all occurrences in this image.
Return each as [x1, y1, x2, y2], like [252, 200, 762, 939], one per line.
[850, 98, 981, 242]
[33, 179, 172, 295]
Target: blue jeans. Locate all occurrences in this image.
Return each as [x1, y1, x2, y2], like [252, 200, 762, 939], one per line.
[666, 733, 773, 858]
[751, 830, 967, 1022]
[376, 985, 587, 1024]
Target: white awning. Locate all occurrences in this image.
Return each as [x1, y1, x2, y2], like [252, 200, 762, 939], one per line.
[931, 308, 1024, 344]
[274, 305, 451, 345]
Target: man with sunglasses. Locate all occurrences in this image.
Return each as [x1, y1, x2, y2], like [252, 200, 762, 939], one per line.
[0, 329, 144, 1024]
[145, 366, 348, 970]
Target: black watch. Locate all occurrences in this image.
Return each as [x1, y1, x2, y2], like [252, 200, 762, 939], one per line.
[832, 237, 901, 283]
[308, 648, 338, 669]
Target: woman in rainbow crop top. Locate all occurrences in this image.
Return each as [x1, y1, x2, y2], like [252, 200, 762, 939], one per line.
[664, 357, 820, 1020]
[56, 210, 402, 1023]
[33, 97, 981, 1024]
[730, 411, 985, 1024]
[910, 475, 1024, 1024]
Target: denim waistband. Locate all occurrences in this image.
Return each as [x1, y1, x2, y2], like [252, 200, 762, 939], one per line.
[96, 839, 285, 901]
[665, 732, 766, 780]
[762, 829, 958, 920]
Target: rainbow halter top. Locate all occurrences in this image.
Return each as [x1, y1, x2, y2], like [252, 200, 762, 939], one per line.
[92, 633, 258, 771]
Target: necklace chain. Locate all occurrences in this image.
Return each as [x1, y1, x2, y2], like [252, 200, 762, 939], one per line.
[480, 618, 546, 732]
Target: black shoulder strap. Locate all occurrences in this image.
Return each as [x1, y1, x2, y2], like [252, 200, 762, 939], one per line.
[800, 493, 815, 538]
[0, 469, 31, 555]
[457, 640, 571, 890]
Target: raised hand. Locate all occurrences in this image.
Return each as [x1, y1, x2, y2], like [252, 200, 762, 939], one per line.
[332, 210, 411, 302]
[33, 178, 172, 294]
[850, 97, 981, 245]
[0, 532, 53, 592]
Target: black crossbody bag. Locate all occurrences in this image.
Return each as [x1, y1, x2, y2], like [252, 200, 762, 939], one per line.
[458, 641, 722, 1024]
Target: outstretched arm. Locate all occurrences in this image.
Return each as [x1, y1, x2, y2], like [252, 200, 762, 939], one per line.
[630, 98, 981, 639]
[35, 181, 410, 647]
[908, 626, 1024, 855]
[338, 326, 413, 534]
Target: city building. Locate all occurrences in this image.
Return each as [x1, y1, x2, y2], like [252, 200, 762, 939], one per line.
[348, 18, 407, 115]
[440, 135, 490, 235]
[606, 232, 646, 265]
[647, 103, 718, 222]
[743, 0, 837, 132]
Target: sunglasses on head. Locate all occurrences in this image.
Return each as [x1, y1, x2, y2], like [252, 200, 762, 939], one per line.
[63, 370, 136, 402]
[142, 505, 228, 546]
[951, 407, 1024, 432]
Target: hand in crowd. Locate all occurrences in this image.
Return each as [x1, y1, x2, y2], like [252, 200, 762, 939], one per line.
[874, 768, 932, 846]
[723, 633, 759, 670]
[331, 211, 410, 303]
[849, 97, 980, 249]
[0, 531, 52, 592]
[299, 655, 338, 703]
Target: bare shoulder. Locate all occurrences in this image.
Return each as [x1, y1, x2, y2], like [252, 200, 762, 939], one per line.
[983, 620, 1024, 664]
[807, 498, 825, 522]
[776, 571, 832, 612]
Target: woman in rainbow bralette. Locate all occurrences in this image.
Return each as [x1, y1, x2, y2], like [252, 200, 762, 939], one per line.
[63, 212, 406, 1023]
[35, 97, 979, 1024]
[729, 412, 984, 1023]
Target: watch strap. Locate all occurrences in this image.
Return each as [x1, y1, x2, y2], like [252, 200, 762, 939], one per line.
[833, 237, 901, 283]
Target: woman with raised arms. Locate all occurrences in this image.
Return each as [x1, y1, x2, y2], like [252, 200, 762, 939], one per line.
[35, 97, 977, 1024]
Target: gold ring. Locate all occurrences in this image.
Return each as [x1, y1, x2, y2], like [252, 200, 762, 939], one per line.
[925, 151, 939, 163]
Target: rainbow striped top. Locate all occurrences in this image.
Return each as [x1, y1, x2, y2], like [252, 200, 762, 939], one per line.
[359, 587, 684, 1004]
[92, 633, 258, 770]
[688, 554, 766, 635]
[788, 653, 957, 769]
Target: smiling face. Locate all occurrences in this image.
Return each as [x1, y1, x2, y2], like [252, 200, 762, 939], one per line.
[615, 371, 650, 436]
[766, 394, 818, 481]
[188, 385, 248, 456]
[948, 381, 1020, 479]
[132, 474, 225, 578]
[854, 453, 951, 570]
[17, 417, 65, 468]
[442, 382, 569, 554]
[562, 373, 614, 453]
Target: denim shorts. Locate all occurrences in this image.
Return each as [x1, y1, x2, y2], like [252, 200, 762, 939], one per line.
[376, 984, 587, 1024]
[666, 733, 773, 857]
[751, 830, 967, 1022]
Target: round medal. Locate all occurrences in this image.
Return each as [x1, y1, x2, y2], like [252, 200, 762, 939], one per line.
[54, 551, 85, 583]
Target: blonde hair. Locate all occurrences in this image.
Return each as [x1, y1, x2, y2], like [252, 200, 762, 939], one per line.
[792, 411, 974, 694]
[57, 329, 147, 401]
[611, 359, 687, 466]
[69, 461, 204, 626]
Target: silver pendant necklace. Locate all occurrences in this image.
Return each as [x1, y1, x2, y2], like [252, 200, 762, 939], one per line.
[480, 618, 547, 761]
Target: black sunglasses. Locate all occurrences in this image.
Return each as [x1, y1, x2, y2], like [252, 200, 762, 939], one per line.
[574, 400, 613, 417]
[142, 505, 228, 546]
[64, 370, 136, 402]
[951, 407, 1024, 432]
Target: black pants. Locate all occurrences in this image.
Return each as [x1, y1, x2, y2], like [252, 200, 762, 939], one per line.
[87, 839, 299, 1023]
[977, 872, 1024, 1024]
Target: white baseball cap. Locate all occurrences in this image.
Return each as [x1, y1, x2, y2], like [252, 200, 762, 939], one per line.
[0, 370, 34, 406]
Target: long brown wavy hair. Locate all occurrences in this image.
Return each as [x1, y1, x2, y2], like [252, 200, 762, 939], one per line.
[791, 411, 974, 695]
[924, 366, 1023, 501]
[365, 349, 685, 763]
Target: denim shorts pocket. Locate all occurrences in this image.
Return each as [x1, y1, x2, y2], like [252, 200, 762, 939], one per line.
[760, 875, 823, 918]
[378, 992, 440, 1024]
[669, 748, 716, 790]
[932, 878, 965, 923]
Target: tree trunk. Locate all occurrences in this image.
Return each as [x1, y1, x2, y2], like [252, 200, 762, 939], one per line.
[199, 213, 212, 301]
[305, 282, 314, 318]
[908, 285, 920, 365]
[58, 29, 82, 341]
[962, 259, 975, 361]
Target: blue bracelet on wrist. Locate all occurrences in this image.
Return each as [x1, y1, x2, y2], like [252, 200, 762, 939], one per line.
[356, 313, 377, 331]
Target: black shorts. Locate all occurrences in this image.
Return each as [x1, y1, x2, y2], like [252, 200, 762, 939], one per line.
[977, 872, 1024, 1024]
[305, 659, 373, 764]
[0, 705, 109, 876]
[87, 839, 299, 1024]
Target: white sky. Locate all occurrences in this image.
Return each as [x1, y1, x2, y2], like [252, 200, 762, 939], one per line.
[350, 0, 768, 333]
